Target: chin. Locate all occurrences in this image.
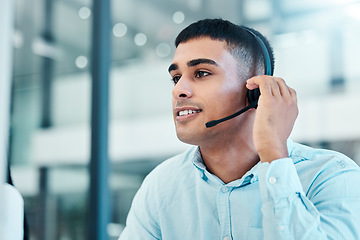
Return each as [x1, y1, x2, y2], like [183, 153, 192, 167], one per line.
[176, 132, 200, 146]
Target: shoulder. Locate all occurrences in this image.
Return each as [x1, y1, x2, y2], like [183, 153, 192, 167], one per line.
[289, 140, 359, 171]
[151, 146, 197, 176]
[139, 146, 198, 191]
[289, 140, 360, 197]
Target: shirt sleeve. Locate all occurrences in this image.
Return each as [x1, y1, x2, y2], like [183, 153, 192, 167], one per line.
[257, 158, 360, 240]
[118, 173, 161, 240]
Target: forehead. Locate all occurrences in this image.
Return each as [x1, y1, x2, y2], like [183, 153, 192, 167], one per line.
[172, 38, 230, 64]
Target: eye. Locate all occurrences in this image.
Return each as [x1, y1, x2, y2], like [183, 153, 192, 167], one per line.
[195, 70, 210, 78]
[171, 75, 181, 84]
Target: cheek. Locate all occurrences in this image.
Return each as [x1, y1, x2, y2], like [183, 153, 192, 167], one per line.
[171, 98, 176, 113]
[219, 82, 243, 101]
[215, 86, 246, 113]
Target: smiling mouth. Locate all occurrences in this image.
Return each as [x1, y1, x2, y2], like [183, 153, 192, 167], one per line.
[178, 109, 202, 116]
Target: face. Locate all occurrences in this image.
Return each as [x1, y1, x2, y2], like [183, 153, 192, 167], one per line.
[169, 38, 250, 146]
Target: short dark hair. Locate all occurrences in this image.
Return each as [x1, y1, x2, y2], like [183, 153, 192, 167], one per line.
[175, 18, 274, 78]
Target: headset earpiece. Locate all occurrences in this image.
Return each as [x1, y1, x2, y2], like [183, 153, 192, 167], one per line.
[247, 88, 260, 108]
[245, 27, 272, 109]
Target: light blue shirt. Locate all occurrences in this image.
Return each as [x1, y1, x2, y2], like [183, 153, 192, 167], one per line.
[119, 140, 360, 240]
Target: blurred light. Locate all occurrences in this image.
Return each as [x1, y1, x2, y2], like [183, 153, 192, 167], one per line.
[301, 30, 319, 45]
[113, 23, 127, 37]
[345, 3, 360, 21]
[187, 0, 201, 11]
[172, 11, 185, 24]
[78, 7, 91, 20]
[333, 0, 358, 4]
[134, 33, 147, 46]
[244, 0, 272, 21]
[75, 56, 88, 69]
[274, 29, 320, 49]
[13, 29, 24, 49]
[156, 43, 171, 58]
[274, 32, 300, 49]
[32, 37, 60, 59]
[107, 223, 124, 237]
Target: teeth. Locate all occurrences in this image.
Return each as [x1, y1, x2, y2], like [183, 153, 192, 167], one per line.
[179, 110, 200, 116]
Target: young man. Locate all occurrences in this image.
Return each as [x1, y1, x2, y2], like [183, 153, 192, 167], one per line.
[119, 19, 360, 240]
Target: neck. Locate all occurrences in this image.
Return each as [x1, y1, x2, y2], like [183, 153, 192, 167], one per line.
[199, 131, 259, 184]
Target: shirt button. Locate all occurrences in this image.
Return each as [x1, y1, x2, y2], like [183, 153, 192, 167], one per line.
[269, 176, 277, 184]
[223, 236, 231, 240]
[279, 225, 285, 231]
[221, 186, 228, 193]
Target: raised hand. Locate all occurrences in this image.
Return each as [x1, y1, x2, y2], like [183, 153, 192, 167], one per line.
[246, 76, 298, 163]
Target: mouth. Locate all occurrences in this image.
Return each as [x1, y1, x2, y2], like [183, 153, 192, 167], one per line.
[178, 109, 202, 116]
[175, 107, 202, 118]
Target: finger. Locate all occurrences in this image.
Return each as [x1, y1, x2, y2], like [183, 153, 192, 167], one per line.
[268, 77, 281, 97]
[276, 78, 291, 98]
[245, 78, 259, 90]
[246, 76, 272, 97]
[289, 87, 297, 103]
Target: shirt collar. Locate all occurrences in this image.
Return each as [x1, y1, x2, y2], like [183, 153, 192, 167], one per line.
[191, 138, 296, 186]
[191, 147, 209, 181]
[192, 147, 206, 171]
[191, 147, 259, 186]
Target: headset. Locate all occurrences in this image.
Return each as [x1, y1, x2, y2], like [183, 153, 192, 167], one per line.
[205, 27, 273, 128]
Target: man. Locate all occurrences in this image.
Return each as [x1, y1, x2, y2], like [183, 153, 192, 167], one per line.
[119, 19, 360, 240]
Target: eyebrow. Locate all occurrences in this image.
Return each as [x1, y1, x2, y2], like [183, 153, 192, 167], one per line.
[188, 58, 218, 67]
[168, 63, 178, 73]
[168, 58, 218, 73]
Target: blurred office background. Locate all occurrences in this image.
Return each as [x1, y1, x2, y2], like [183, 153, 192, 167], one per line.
[4, 0, 360, 239]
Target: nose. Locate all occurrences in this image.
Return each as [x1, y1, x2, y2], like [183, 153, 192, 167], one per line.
[172, 77, 193, 99]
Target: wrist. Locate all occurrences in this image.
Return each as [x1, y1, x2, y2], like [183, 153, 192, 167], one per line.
[257, 141, 289, 163]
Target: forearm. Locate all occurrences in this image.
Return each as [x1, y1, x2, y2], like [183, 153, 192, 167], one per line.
[260, 191, 328, 239]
